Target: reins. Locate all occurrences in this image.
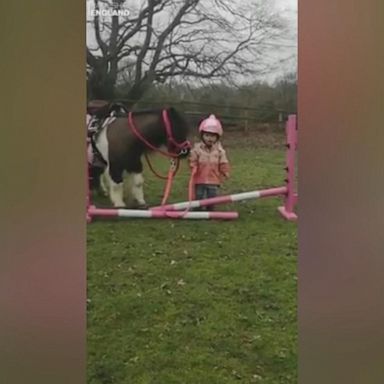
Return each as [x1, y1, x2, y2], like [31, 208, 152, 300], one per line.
[143, 153, 180, 180]
[127, 109, 190, 206]
[127, 110, 190, 159]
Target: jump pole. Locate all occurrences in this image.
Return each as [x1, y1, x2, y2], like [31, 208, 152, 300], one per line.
[86, 131, 93, 224]
[151, 186, 287, 211]
[86, 175, 238, 221]
[86, 172, 238, 221]
[88, 206, 238, 220]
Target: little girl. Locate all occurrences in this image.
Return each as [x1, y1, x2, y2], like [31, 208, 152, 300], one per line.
[189, 114, 230, 210]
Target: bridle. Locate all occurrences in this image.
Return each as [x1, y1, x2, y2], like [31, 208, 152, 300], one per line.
[127, 109, 191, 159]
[127, 109, 191, 205]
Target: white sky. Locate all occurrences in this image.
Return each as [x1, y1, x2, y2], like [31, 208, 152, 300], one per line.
[277, 0, 297, 11]
[263, 0, 297, 82]
[87, 0, 297, 83]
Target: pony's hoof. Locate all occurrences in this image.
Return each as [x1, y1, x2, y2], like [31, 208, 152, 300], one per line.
[127, 201, 148, 210]
[131, 199, 148, 210]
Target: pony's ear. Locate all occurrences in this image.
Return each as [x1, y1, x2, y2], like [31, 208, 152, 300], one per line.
[167, 107, 182, 119]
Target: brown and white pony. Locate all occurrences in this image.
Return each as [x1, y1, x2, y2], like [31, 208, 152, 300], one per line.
[88, 106, 191, 208]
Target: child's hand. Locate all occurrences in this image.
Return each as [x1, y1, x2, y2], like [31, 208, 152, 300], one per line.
[220, 173, 229, 183]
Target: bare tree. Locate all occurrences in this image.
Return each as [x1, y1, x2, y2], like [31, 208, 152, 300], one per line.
[86, 0, 287, 104]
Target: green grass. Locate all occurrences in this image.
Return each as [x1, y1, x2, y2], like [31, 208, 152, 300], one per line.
[87, 132, 297, 384]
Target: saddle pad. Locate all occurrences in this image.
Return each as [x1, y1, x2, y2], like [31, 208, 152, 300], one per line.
[101, 116, 116, 128]
[86, 115, 116, 167]
[87, 143, 94, 164]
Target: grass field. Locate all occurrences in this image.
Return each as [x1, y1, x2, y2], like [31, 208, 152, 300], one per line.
[87, 131, 297, 384]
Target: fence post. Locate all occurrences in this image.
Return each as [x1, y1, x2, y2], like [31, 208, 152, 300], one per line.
[243, 109, 249, 133]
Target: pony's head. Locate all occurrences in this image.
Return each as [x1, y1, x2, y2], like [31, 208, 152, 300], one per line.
[164, 108, 191, 158]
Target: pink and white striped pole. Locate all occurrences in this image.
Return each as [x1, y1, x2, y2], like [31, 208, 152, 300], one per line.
[151, 186, 287, 211]
[88, 206, 238, 220]
[86, 120, 93, 223]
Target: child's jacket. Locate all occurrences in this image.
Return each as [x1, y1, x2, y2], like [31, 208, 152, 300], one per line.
[189, 141, 230, 185]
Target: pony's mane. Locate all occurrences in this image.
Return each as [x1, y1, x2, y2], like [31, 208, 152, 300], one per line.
[131, 108, 170, 116]
[111, 106, 189, 137]
[130, 107, 189, 137]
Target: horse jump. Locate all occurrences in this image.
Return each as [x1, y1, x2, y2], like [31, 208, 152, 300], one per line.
[150, 114, 298, 221]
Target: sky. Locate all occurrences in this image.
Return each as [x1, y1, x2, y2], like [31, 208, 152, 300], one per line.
[277, 0, 297, 11]
[263, 0, 297, 82]
[87, 0, 298, 84]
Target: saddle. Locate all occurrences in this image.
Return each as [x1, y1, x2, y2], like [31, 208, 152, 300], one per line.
[87, 100, 128, 119]
[87, 100, 128, 169]
[87, 100, 128, 138]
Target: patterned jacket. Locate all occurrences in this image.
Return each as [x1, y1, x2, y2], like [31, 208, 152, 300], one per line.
[189, 141, 230, 185]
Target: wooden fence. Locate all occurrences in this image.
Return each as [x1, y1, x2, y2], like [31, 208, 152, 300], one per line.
[115, 98, 295, 132]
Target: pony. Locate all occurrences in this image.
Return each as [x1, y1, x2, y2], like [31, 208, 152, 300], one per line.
[87, 104, 191, 208]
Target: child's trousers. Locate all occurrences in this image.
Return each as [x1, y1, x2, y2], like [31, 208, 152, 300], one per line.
[194, 184, 219, 211]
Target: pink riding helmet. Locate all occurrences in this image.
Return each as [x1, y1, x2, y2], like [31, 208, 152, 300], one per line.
[198, 114, 223, 137]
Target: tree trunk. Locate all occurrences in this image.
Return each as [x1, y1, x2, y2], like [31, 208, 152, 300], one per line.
[124, 73, 156, 107]
[88, 69, 117, 100]
[88, 52, 119, 100]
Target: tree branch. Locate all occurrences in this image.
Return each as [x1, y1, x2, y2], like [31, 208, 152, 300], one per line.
[93, 0, 109, 56]
[135, 0, 156, 83]
[149, 0, 200, 72]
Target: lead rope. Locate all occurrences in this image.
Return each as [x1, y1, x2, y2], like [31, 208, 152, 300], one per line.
[164, 166, 196, 218]
[144, 153, 172, 180]
[160, 159, 179, 206]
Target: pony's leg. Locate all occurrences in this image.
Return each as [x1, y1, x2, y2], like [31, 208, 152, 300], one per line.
[100, 168, 110, 197]
[107, 166, 126, 207]
[92, 121, 110, 197]
[130, 172, 147, 208]
[122, 171, 134, 204]
[109, 181, 126, 207]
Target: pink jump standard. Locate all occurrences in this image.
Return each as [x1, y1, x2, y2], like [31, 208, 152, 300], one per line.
[277, 114, 298, 221]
